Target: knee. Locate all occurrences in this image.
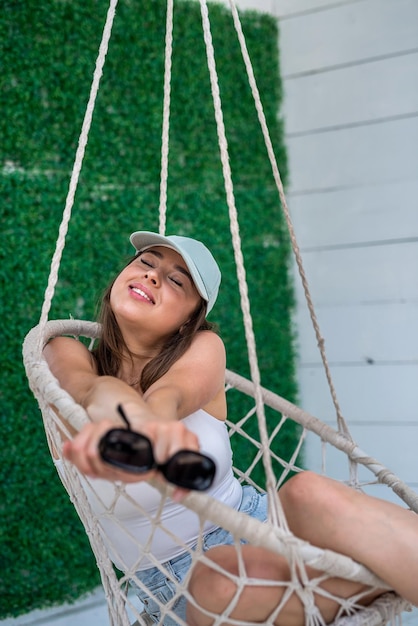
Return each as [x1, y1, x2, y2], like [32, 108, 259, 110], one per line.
[187, 547, 238, 625]
[280, 471, 324, 510]
[188, 547, 237, 607]
[280, 472, 337, 522]
[187, 546, 291, 626]
[279, 471, 353, 537]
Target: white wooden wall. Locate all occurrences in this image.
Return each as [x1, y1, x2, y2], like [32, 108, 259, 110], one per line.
[215, 0, 418, 501]
[276, 0, 418, 503]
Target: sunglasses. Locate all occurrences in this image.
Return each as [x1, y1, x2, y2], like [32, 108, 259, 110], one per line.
[98, 405, 216, 491]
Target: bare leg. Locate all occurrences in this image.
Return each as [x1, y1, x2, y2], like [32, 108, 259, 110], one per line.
[187, 545, 383, 626]
[279, 471, 418, 605]
[187, 472, 418, 625]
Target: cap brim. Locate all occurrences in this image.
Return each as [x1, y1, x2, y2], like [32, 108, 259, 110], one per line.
[129, 231, 209, 302]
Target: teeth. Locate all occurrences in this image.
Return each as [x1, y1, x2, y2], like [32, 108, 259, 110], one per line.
[131, 287, 152, 303]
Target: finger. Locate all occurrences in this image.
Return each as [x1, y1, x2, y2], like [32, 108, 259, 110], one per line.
[100, 466, 158, 485]
[171, 487, 189, 503]
[151, 421, 200, 464]
[63, 424, 97, 476]
[64, 420, 117, 478]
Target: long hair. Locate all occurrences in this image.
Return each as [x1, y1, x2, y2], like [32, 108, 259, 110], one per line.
[92, 260, 217, 392]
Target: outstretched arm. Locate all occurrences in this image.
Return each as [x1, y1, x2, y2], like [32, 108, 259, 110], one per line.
[44, 332, 226, 483]
[44, 336, 149, 423]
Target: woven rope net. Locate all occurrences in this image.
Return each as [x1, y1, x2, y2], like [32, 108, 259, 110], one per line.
[22, 0, 417, 624]
[23, 319, 415, 625]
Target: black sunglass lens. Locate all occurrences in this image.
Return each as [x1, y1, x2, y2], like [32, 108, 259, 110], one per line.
[163, 452, 216, 491]
[99, 429, 154, 472]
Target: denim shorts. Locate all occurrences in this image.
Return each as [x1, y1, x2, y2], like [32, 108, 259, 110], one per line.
[132, 485, 268, 625]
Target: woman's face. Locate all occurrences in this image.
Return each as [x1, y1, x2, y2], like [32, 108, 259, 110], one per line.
[110, 246, 202, 347]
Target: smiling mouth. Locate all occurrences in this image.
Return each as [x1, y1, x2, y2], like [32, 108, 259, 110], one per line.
[130, 286, 155, 304]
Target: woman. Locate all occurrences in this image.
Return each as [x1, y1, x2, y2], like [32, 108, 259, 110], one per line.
[45, 230, 418, 625]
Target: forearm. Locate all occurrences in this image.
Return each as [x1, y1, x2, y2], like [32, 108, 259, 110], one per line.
[142, 384, 182, 422]
[84, 376, 181, 427]
[64, 377, 198, 484]
[84, 376, 152, 425]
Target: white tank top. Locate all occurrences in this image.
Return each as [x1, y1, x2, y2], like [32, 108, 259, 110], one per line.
[55, 409, 242, 571]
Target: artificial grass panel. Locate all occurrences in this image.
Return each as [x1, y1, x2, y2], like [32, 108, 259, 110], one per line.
[0, 0, 297, 616]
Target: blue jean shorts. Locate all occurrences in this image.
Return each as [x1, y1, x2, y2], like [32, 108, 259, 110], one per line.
[132, 485, 268, 625]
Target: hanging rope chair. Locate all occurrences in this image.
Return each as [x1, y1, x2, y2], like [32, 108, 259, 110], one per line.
[22, 1, 417, 625]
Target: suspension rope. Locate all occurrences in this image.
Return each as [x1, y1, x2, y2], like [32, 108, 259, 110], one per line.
[158, 0, 174, 236]
[226, 0, 350, 440]
[198, 0, 289, 531]
[36, 0, 119, 352]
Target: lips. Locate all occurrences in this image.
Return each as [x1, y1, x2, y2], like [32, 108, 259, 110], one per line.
[129, 284, 155, 304]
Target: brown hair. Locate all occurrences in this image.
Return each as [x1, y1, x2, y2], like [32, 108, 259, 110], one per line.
[92, 258, 217, 392]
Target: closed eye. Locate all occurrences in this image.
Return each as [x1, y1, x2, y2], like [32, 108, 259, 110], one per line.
[140, 257, 154, 268]
[169, 275, 183, 287]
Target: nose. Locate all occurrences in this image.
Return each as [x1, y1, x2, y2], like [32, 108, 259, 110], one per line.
[144, 267, 160, 286]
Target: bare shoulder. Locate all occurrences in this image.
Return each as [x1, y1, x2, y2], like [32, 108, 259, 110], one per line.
[191, 330, 225, 355]
[176, 330, 226, 386]
[44, 336, 97, 373]
[186, 330, 226, 368]
[149, 329, 226, 387]
[43, 336, 99, 407]
[145, 330, 226, 419]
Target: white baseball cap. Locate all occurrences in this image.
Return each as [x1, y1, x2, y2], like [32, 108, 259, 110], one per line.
[130, 231, 221, 313]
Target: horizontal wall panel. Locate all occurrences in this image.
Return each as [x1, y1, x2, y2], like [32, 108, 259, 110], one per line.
[286, 116, 418, 193]
[297, 363, 418, 423]
[288, 179, 418, 249]
[277, 0, 353, 18]
[292, 241, 418, 305]
[279, 0, 418, 76]
[233, 0, 276, 12]
[279, 0, 418, 541]
[214, 0, 276, 13]
[304, 426, 418, 492]
[295, 302, 418, 364]
[283, 52, 418, 135]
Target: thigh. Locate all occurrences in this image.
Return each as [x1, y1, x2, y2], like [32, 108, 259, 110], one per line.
[188, 544, 384, 626]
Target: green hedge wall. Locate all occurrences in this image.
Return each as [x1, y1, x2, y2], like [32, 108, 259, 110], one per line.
[0, 0, 298, 617]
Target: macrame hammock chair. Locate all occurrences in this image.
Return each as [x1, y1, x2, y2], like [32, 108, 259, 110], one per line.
[22, 1, 418, 625]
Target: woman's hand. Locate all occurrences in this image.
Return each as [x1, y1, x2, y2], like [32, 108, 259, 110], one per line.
[63, 416, 200, 494]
